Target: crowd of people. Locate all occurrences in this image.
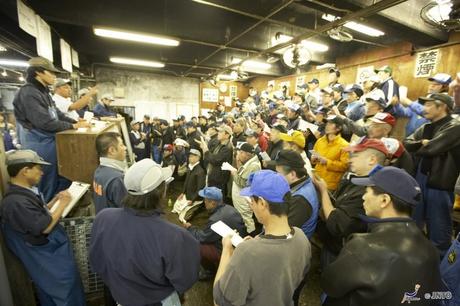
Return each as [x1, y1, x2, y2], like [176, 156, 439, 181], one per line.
[1, 56, 460, 306]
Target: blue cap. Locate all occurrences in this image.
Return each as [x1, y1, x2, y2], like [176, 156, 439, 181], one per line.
[344, 84, 364, 97]
[351, 166, 421, 206]
[198, 186, 223, 201]
[240, 170, 290, 204]
[428, 73, 452, 85]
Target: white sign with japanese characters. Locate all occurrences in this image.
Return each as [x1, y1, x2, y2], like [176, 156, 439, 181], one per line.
[414, 49, 439, 78]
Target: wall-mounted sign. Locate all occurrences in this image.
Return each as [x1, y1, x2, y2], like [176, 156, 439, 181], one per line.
[60, 39, 72, 72]
[71, 48, 79, 68]
[356, 65, 375, 84]
[414, 49, 439, 78]
[17, 0, 37, 37]
[295, 76, 305, 91]
[229, 85, 237, 99]
[202, 88, 218, 102]
[36, 15, 53, 61]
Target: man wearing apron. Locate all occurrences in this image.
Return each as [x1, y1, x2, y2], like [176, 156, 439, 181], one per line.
[0, 149, 86, 306]
[13, 57, 89, 202]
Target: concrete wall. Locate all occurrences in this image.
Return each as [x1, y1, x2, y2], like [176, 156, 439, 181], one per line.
[94, 67, 200, 122]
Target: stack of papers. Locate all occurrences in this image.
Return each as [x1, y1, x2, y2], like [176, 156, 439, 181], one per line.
[211, 221, 244, 247]
[50, 182, 90, 218]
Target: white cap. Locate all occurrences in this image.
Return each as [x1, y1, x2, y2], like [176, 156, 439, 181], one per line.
[174, 138, 190, 147]
[124, 159, 173, 195]
[101, 94, 114, 101]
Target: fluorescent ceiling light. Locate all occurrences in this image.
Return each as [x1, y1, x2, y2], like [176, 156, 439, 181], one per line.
[322, 14, 384, 37]
[217, 74, 237, 81]
[110, 57, 165, 68]
[0, 44, 6, 52]
[0, 59, 29, 67]
[94, 27, 180, 46]
[271, 34, 329, 52]
[232, 58, 271, 70]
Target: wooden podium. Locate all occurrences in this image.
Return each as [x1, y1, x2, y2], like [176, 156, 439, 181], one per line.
[56, 122, 119, 184]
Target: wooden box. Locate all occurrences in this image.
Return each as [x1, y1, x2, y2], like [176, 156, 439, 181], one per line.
[56, 123, 118, 184]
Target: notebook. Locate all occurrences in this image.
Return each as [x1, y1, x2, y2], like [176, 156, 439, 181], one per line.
[50, 182, 90, 218]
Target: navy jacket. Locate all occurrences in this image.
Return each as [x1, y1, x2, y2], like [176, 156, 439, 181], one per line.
[13, 79, 76, 132]
[93, 102, 116, 117]
[89, 208, 200, 306]
[92, 165, 127, 213]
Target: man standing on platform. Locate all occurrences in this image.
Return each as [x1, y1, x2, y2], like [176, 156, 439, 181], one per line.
[13, 56, 89, 201]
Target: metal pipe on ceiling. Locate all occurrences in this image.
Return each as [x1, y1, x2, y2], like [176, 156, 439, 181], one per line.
[184, 0, 296, 76]
[190, 0, 384, 48]
[208, 0, 408, 78]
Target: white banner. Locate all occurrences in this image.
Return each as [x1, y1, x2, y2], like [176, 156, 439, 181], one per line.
[36, 15, 53, 61]
[356, 65, 374, 84]
[60, 39, 72, 72]
[17, 0, 37, 37]
[71, 48, 79, 68]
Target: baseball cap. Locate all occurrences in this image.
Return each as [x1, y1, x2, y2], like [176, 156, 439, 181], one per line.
[344, 84, 364, 97]
[101, 94, 114, 101]
[54, 78, 71, 88]
[245, 129, 258, 138]
[365, 91, 387, 109]
[286, 102, 301, 112]
[332, 84, 344, 93]
[271, 124, 287, 133]
[218, 124, 233, 136]
[363, 74, 381, 83]
[351, 166, 421, 206]
[279, 131, 306, 148]
[124, 159, 173, 195]
[418, 93, 454, 110]
[380, 137, 404, 158]
[6, 150, 51, 166]
[370, 112, 396, 127]
[374, 65, 392, 75]
[428, 73, 452, 85]
[189, 148, 202, 158]
[184, 121, 197, 128]
[240, 170, 290, 204]
[174, 138, 189, 147]
[130, 120, 140, 126]
[159, 119, 169, 126]
[28, 56, 61, 73]
[343, 138, 389, 156]
[275, 150, 305, 169]
[163, 144, 173, 151]
[198, 186, 222, 201]
[308, 78, 319, 84]
[236, 142, 255, 154]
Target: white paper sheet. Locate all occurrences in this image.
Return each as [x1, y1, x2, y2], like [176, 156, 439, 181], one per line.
[221, 162, 237, 172]
[210, 221, 244, 247]
[298, 119, 319, 133]
[50, 182, 90, 218]
[259, 151, 271, 161]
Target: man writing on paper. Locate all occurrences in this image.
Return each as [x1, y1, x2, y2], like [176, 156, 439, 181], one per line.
[0, 149, 86, 305]
[183, 186, 245, 281]
[214, 170, 311, 306]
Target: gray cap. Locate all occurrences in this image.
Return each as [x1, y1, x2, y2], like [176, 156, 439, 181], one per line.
[189, 148, 201, 158]
[28, 56, 61, 73]
[54, 78, 71, 89]
[124, 159, 173, 195]
[6, 150, 51, 166]
[101, 94, 114, 101]
[218, 124, 233, 136]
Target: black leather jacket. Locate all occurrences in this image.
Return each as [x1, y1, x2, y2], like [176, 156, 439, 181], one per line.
[322, 218, 444, 306]
[404, 116, 460, 191]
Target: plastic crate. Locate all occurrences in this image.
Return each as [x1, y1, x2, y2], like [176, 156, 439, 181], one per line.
[59, 217, 104, 295]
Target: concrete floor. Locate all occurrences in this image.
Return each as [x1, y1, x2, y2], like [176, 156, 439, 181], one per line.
[164, 181, 323, 306]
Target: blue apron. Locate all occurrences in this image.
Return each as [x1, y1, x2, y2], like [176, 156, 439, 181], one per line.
[440, 234, 460, 306]
[17, 107, 70, 202]
[1, 223, 86, 306]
